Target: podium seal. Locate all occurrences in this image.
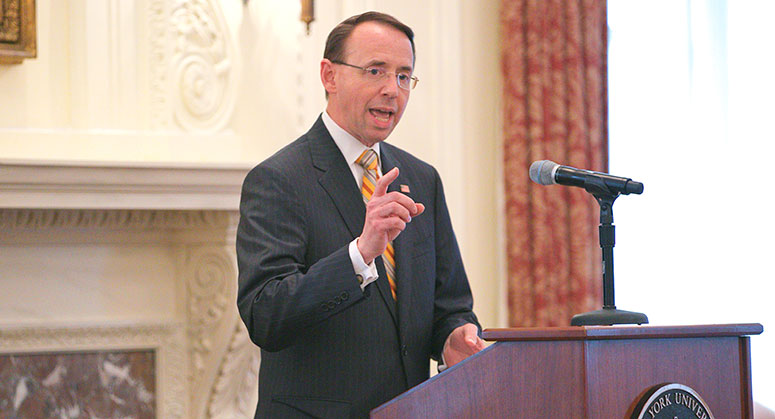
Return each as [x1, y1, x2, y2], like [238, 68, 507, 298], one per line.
[632, 383, 715, 419]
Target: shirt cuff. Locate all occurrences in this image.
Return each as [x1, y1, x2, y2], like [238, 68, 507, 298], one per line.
[349, 238, 378, 290]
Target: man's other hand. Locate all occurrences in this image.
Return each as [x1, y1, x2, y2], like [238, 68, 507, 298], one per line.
[442, 323, 486, 368]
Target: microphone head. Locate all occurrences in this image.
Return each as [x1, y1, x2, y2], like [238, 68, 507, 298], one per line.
[529, 160, 559, 185]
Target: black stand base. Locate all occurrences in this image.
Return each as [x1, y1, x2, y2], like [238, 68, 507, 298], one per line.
[570, 308, 649, 326]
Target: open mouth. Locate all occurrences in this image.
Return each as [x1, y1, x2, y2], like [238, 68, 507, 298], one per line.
[369, 108, 394, 123]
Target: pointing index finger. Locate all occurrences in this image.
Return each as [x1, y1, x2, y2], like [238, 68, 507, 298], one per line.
[373, 167, 399, 197]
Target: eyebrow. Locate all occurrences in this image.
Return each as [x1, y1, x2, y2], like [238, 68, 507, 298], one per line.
[365, 60, 414, 73]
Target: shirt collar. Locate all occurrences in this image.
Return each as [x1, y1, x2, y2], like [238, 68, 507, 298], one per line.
[322, 111, 381, 167]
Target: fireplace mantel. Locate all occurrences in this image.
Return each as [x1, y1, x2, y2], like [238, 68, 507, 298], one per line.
[0, 159, 259, 418]
[0, 159, 252, 210]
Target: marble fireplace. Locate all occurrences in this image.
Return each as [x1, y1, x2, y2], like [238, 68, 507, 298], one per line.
[0, 160, 259, 418]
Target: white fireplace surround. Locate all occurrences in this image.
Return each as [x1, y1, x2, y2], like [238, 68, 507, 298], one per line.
[0, 159, 250, 210]
[0, 159, 260, 418]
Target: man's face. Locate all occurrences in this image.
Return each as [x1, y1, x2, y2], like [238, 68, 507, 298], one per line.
[324, 22, 414, 147]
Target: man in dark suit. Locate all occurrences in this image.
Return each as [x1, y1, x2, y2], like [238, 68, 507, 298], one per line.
[237, 11, 485, 418]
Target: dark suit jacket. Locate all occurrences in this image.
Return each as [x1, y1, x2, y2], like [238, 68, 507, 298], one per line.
[236, 116, 479, 418]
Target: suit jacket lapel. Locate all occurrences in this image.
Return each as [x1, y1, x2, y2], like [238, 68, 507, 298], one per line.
[309, 117, 398, 325]
[309, 117, 365, 239]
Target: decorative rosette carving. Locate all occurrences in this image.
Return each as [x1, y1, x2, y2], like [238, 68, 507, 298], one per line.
[166, 0, 240, 132]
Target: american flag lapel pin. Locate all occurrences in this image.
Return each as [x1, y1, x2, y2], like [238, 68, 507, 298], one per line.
[400, 184, 411, 194]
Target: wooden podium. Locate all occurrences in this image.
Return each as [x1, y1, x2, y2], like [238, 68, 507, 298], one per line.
[371, 324, 762, 418]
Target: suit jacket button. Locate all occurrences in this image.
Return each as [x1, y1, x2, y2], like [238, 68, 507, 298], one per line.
[320, 303, 329, 312]
[327, 301, 336, 309]
[341, 291, 349, 301]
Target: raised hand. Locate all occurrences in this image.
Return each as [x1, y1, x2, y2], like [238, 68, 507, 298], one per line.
[357, 167, 425, 263]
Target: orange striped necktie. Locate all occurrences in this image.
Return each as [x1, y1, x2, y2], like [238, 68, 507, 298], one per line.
[355, 149, 397, 300]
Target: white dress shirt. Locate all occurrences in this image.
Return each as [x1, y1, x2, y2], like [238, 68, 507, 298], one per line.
[321, 111, 381, 291]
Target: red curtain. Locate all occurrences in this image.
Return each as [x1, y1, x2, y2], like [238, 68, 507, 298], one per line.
[501, 0, 608, 326]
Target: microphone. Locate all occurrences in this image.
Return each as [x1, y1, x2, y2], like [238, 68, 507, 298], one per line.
[529, 160, 644, 195]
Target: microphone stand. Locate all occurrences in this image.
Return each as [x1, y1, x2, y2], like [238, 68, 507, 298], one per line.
[570, 176, 648, 326]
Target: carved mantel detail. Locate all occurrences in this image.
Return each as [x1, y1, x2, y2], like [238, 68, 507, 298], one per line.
[0, 208, 237, 230]
[1, 207, 259, 418]
[150, 0, 240, 132]
[1, 161, 259, 418]
[207, 320, 261, 418]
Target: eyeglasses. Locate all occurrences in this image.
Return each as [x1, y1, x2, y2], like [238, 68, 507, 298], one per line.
[332, 61, 419, 90]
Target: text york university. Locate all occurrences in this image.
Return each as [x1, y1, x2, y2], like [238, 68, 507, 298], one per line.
[648, 392, 709, 419]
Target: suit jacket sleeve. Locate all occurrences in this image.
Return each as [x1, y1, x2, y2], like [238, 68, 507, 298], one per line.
[428, 167, 480, 359]
[236, 162, 363, 352]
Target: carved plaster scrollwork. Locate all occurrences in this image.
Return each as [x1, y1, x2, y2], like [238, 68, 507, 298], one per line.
[184, 245, 257, 418]
[187, 247, 235, 376]
[150, 0, 240, 133]
[0, 209, 237, 230]
[207, 320, 260, 419]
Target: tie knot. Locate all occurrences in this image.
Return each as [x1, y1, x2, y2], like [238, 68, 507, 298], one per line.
[356, 149, 379, 171]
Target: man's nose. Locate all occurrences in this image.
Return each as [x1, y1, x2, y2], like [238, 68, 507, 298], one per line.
[379, 73, 400, 97]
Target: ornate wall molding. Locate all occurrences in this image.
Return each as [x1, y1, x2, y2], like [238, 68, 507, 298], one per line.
[0, 209, 237, 231]
[0, 205, 256, 417]
[184, 245, 258, 418]
[150, 0, 240, 132]
[0, 323, 189, 418]
[0, 209, 239, 246]
[0, 156, 252, 417]
[207, 320, 260, 419]
[187, 247, 235, 377]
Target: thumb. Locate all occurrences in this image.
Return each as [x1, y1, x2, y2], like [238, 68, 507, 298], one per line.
[463, 324, 482, 348]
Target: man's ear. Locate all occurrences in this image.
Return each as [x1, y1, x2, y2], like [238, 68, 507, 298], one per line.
[320, 59, 336, 95]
